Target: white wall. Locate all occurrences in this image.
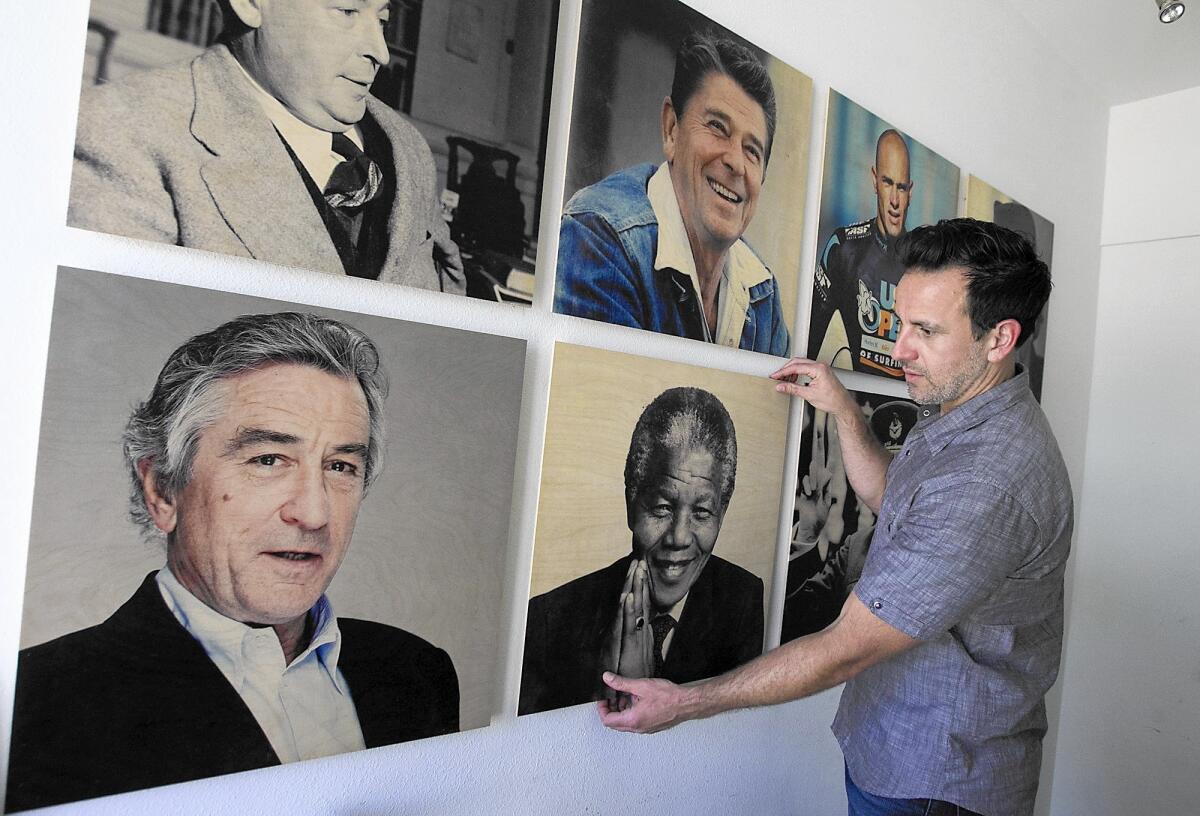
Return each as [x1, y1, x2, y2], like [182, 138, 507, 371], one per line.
[0, 1, 1109, 813]
[1047, 86, 1200, 815]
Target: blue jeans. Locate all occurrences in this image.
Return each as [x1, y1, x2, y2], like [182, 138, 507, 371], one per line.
[845, 764, 982, 816]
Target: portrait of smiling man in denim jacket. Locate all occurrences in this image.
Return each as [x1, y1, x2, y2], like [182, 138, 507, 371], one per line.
[554, 32, 789, 357]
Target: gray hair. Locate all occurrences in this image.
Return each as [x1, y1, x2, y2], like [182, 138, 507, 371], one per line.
[624, 387, 737, 514]
[123, 312, 388, 536]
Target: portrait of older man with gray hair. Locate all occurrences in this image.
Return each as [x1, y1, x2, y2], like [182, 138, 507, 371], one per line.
[519, 386, 763, 715]
[6, 311, 459, 812]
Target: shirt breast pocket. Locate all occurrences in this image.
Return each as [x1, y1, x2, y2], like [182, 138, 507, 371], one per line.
[880, 484, 922, 536]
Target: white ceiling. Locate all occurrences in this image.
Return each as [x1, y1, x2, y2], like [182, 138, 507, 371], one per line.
[1006, 0, 1200, 105]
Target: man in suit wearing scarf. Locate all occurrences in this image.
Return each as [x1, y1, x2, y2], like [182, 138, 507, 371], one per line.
[69, 0, 463, 292]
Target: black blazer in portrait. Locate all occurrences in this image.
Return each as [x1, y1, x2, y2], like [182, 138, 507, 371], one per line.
[5, 572, 459, 812]
[518, 554, 764, 715]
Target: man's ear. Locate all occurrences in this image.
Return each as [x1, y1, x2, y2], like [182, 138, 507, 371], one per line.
[137, 458, 179, 534]
[987, 318, 1022, 362]
[226, 0, 265, 29]
[661, 96, 678, 164]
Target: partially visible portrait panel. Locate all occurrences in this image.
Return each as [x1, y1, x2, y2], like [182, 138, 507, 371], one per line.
[554, 0, 813, 356]
[966, 176, 1055, 401]
[807, 90, 960, 380]
[70, 0, 560, 302]
[6, 268, 525, 812]
[520, 342, 790, 715]
[781, 391, 917, 642]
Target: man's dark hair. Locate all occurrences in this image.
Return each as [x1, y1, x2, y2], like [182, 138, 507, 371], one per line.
[123, 312, 388, 538]
[900, 218, 1052, 348]
[624, 387, 737, 515]
[670, 31, 777, 164]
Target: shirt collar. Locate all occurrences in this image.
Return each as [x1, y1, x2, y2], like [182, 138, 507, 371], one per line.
[648, 163, 771, 289]
[915, 366, 1032, 453]
[231, 58, 363, 189]
[647, 163, 772, 344]
[155, 567, 349, 695]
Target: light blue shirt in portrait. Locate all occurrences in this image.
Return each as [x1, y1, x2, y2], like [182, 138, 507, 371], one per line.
[155, 568, 365, 763]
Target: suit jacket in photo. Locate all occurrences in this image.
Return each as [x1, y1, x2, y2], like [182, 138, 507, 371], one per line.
[68, 44, 462, 293]
[518, 554, 764, 715]
[5, 572, 459, 812]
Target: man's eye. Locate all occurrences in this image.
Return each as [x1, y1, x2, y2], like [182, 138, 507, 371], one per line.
[251, 454, 279, 467]
[329, 461, 360, 476]
[693, 508, 713, 521]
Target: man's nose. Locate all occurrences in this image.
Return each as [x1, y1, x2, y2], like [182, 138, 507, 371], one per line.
[280, 467, 330, 531]
[721, 140, 746, 178]
[663, 513, 691, 548]
[892, 328, 916, 362]
[360, 16, 391, 69]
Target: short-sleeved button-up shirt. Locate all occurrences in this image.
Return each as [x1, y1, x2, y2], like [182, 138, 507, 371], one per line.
[832, 370, 1073, 816]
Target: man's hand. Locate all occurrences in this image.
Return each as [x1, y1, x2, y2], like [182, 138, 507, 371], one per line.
[770, 358, 858, 420]
[772, 358, 891, 514]
[596, 672, 695, 733]
[602, 560, 655, 710]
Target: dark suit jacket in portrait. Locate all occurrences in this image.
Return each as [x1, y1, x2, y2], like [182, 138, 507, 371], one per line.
[5, 572, 459, 812]
[68, 44, 462, 293]
[518, 554, 764, 715]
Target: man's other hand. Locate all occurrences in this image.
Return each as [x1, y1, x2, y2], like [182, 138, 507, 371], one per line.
[770, 358, 857, 420]
[597, 672, 694, 733]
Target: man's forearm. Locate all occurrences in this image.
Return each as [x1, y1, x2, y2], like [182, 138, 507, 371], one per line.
[598, 594, 917, 733]
[831, 406, 891, 514]
[683, 619, 861, 720]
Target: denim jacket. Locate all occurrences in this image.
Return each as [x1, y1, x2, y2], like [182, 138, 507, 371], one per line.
[553, 163, 790, 356]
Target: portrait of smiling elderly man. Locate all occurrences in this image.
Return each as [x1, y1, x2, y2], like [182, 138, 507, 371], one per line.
[554, 31, 791, 355]
[520, 386, 764, 715]
[6, 311, 459, 812]
[69, 0, 462, 291]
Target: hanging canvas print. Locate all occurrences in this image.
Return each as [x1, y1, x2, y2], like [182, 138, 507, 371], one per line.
[519, 342, 789, 715]
[5, 268, 525, 812]
[69, 0, 560, 302]
[781, 391, 918, 642]
[965, 176, 1055, 400]
[553, 0, 813, 355]
[807, 90, 960, 379]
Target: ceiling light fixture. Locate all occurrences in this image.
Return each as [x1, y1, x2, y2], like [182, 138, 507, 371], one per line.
[1157, 0, 1186, 23]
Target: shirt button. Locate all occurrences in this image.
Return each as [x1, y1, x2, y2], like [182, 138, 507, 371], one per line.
[873, 600, 883, 610]
[905, 450, 912, 456]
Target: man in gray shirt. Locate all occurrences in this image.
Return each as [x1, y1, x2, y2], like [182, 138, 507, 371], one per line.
[599, 218, 1072, 816]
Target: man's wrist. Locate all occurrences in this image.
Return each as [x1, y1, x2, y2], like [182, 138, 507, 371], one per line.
[833, 402, 868, 439]
[680, 679, 724, 722]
